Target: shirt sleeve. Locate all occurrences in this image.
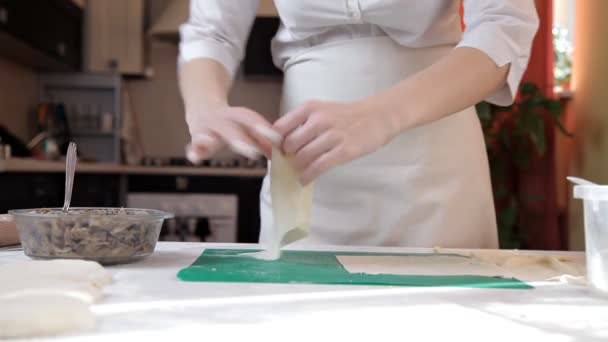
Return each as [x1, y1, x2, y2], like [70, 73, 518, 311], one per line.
[457, 0, 540, 106]
[178, 0, 260, 78]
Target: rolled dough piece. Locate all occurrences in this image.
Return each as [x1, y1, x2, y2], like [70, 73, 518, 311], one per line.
[0, 292, 95, 339]
[247, 148, 314, 260]
[0, 259, 112, 302]
[0, 279, 102, 304]
[0, 260, 112, 338]
[0, 259, 112, 287]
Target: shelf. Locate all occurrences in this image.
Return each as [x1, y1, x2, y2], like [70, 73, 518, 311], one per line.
[0, 158, 267, 177]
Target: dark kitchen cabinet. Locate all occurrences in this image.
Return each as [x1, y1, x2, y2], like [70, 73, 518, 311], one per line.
[0, 0, 82, 71]
[70, 174, 123, 208]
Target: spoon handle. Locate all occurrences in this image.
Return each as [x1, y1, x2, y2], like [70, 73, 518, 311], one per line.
[62, 142, 77, 212]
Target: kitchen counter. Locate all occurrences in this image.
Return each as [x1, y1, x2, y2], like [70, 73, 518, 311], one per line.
[0, 242, 606, 341]
[0, 158, 267, 177]
[0, 159, 266, 242]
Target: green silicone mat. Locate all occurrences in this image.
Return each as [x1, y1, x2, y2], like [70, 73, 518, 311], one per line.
[177, 249, 532, 289]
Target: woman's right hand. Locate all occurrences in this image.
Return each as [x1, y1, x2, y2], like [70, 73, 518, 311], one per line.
[185, 105, 283, 164]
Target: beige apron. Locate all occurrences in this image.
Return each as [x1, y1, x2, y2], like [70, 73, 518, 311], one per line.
[259, 36, 498, 249]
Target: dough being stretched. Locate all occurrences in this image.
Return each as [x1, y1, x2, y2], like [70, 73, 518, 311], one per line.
[248, 148, 314, 260]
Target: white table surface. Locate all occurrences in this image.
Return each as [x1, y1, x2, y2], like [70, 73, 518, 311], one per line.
[1, 242, 607, 341]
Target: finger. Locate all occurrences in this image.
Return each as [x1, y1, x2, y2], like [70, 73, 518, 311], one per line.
[227, 108, 283, 147]
[273, 102, 316, 136]
[186, 132, 223, 164]
[292, 131, 340, 172]
[283, 116, 331, 154]
[300, 146, 349, 185]
[248, 132, 273, 159]
[251, 124, 283, 148]
[213, 122, 263, 159]
[186, 144, 205, 165]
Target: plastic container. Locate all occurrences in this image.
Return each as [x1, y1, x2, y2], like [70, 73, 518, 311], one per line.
[9, 208, 173, 265]
[573, 185, 608, 295]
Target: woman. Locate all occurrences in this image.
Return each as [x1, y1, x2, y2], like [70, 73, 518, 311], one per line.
[178, 1, 539, 249]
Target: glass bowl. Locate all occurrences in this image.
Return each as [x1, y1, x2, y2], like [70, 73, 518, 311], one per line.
[9, 207, 174, 265]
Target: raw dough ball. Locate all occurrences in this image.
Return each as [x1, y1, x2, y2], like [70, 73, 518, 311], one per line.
[0, 292, 95, 339]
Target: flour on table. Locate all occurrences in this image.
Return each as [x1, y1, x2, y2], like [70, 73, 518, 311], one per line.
[245, 147, 314, 261]
[0, 259, 112, 338]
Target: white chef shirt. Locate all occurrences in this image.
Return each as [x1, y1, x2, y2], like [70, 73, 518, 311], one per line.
[179, 0, 539, 106]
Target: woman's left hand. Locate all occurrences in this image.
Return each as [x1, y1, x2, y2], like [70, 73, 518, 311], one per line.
[273, 99, 399, 185]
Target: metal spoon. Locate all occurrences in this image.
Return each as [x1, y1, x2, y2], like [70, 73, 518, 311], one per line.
[62, 142, 77, 212]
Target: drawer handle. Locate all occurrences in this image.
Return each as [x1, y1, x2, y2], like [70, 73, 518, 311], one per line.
[0, 8, 8, 25]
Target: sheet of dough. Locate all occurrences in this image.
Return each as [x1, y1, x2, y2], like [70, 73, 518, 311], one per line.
[337, 253, 587, 282]
[336, 255, 506, 277]
[436, 248, 587, 282]
[247, 148, 314, 260]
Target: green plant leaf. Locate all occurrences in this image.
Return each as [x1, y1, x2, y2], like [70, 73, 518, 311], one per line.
[546, 99, 563, 116]
[528, 94, 545, 108]
[498, 203, 518, 230]
[529, 117, 546, 155]
[475, 102, 492, 120]
[497, 201, 521, 249]
[481, 81, 573, 249]
[520, 82, 538, 97]
[551, 116, 574, 137]
[546, 101, 574, 137]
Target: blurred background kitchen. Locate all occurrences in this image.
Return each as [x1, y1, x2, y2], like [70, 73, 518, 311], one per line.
[0, 0, 605, 251]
